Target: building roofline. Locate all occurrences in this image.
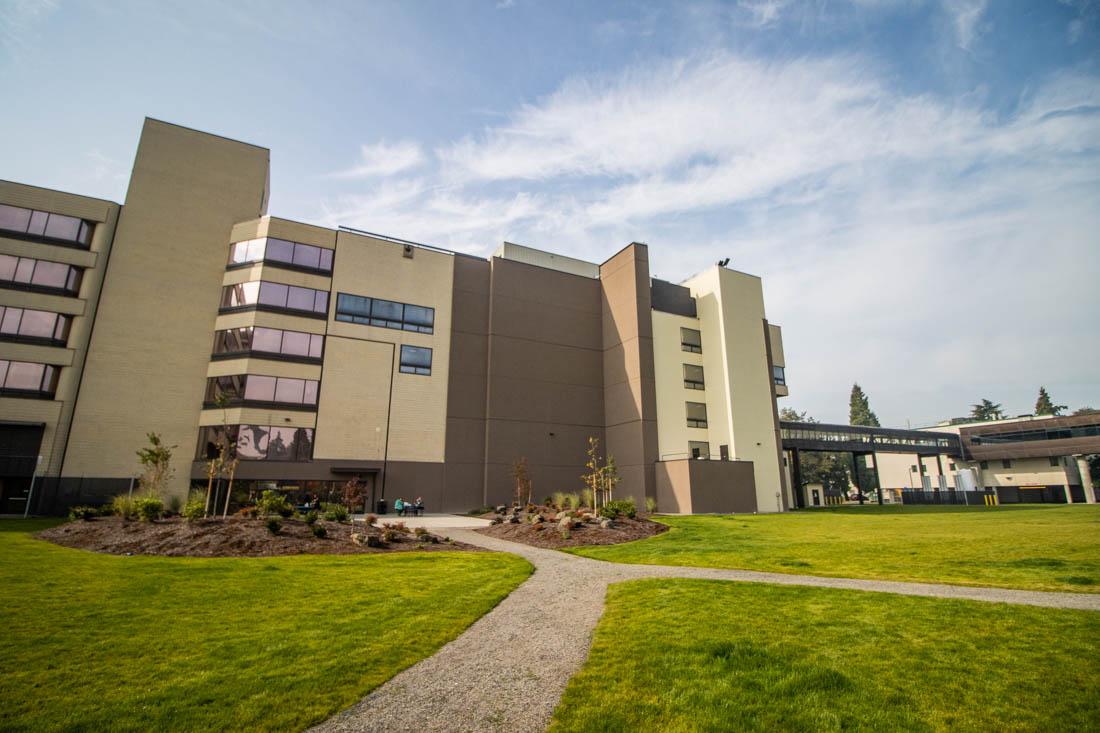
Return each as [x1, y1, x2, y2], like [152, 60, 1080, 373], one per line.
[0, 179, 120, 207]
[143, 117, 270, 153]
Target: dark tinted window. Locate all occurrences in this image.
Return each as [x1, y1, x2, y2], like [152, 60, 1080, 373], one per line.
[0, 203, 92, 247]
[399, 345, 432, 375]
[686, 401, 708, 428]
[220, 281, 328, 315]
[683, 364, 705, 390]
[0, 359, 59, 396]
[212, 326, 324, 360]
[681, 327, 702, 353]
[0, 254, 82, 294]
[335, 292, 433, 334]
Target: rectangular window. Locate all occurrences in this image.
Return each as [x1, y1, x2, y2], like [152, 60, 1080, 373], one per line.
[680, 327, 702, 353]
[206, 374, 318, 407]
[220, 281, 328, 316]
[399, 344, 432, 375]
[196, 425, 313, 462]
[0, 253, 82, 295]
[683, 364, 705, 390]
[1001, 459, 1012, 469]
[689, 441, 710, 459]
[335, 292, 434, 334]
[773, 365, 786, 386]
[686, 401, 708, 428]
[0, 306, 71, 344]
[227, 237, 334, 274]
[212, 327, 324, 361]
[0, 203, 93, 248]
[0, 359, 59, 397]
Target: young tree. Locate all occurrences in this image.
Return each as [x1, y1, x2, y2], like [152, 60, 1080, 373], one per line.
[511, 457, 532, 508]
[221, 454, 240, 518]
[970, 399, 1004, 422]
[849, 384, 880, 427]
[136, 432, 175, 499]
[342, 476, 365, 512]
[581, 437, 602, 510]
[602, 455, 620, 505]
[1034, 387, 1067, 416]
[821, 455, 851, 499]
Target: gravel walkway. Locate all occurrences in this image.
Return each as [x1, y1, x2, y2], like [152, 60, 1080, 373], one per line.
[311, 527, 1100, 733]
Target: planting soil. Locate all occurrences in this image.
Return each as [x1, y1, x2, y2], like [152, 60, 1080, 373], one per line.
[476, 514, 667, 549]
[37, 516, 480, 557]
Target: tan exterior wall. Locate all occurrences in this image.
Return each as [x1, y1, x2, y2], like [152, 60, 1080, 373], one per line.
[683, 267, 785, 512]
[326, 231, 453, 464]
[63, 119, 269, 502]
[0, 181, 120, 478]
[313, 337, 392, 460]
[652, 309, 709, 460]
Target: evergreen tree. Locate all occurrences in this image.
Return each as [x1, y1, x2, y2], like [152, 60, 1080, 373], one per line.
[970, 399, 1004, 421]
[1034, 387, 1067, 416]
[848, 383, 880, 427]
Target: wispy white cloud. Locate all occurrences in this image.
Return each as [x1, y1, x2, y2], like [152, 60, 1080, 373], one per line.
[329, 140, 425, 179]
[322, 51, 1100, 423]
[0, 0, 57, 61]
[737, 0, 789, 28]
[943, 0, 989, 51]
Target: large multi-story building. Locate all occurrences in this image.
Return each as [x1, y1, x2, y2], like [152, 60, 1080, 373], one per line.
[1, 119, 791, 515]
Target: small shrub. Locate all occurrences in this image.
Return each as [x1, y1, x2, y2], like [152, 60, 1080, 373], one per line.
[559, 526, 571, 540]
[303, 510, 319, 525]
[600, 498, 637, 520]
[551, 491, 567, 510]
[165, 494, 182, 515]
[382, 528, 399, 543]
[69, 505, 99, 521]
[365, 513, 378, 526]
[236, 505, 258, 518]
[311, 523, 327, 538]
[645, 496, 658, 514]
[182, 497, 206, 521]
[566, 492, 582, 510]
[257, 490, 293, 517]
[383, 521, 410, 534]
[414, 526, 429, 538]
[323, 503, 350, 522]
[265, 517, 282, 534]
[133, 497, 164, 522]
[111, 495, 137, 520]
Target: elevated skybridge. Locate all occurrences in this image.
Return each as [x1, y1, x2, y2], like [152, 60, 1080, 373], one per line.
[780, 421, 961, 456]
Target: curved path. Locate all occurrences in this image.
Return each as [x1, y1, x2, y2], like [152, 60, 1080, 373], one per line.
[312, 526, 1100, 733]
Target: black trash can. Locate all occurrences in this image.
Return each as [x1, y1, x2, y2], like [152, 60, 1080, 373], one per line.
[376, 499, 387, 515]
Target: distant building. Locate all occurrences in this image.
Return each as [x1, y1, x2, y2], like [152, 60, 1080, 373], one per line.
[0, 119, 790, 515]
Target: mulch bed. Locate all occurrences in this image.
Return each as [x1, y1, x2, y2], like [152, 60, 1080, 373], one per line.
[476, 513, 668, 549]
[37, 516, 480, 558]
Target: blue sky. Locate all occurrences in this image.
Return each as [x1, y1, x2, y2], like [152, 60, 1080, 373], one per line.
[2, 0, 1098, 426]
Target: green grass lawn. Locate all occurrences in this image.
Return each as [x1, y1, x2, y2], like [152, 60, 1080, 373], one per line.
[550, 579, 1100, 732]
[0, 519, 531, 733]
[570, 505, 1100, 593]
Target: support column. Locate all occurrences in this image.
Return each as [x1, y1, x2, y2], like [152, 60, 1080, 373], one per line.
[852, 452, 864, 505]
[871, 452, 883, 505]
[1076, 455, 1096, 504]
[790, 448, 805, 509]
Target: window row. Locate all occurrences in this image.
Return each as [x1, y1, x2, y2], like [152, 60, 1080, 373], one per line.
[0, 254, 83, 295]
[399, 344, 432, 375]
[0, 203, 93, 247]
[196, 424, 314, 462]
[228, 237, 334, 273]
[0, 360, 59, 397]
[970, 423, 1100, 444]
[335, 292, 434, 334]
[221, 281, 329, 316]
[213, 326, 324, 360]
[683, 363, 704, 390]
[681, 327, 702, 353]
[0, 306, 71, 344]
[686, 401, 708, 428]
[205, 374, 319, 406]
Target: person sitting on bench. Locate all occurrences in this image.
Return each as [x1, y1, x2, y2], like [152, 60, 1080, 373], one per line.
[394, 497, 405, 516]
[414, 497, 424, 516]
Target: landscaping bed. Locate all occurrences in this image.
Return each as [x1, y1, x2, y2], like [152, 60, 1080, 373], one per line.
[476, 510, 667, 549]
[38, 515, 478, 557]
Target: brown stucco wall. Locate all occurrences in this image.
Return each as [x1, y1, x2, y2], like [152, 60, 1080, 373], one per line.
[482, 256, 605, 506]
[599, 243, 658, 504]
[655, 459, 758, 514]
